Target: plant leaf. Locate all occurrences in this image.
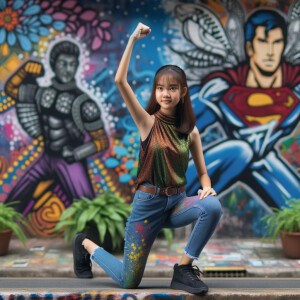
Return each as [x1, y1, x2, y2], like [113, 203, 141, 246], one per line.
[115, 221, 125, 237]
[162, 228, 173, 246]
[77, 209, 90, 232]
[96, 218, 107, 243]
[59, 207, 77, 220]
[109, 212, 123, 222]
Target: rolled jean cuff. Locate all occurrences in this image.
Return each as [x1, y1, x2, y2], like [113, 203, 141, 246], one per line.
[184, 249, 199, 260]
[90, 246, 101, 262]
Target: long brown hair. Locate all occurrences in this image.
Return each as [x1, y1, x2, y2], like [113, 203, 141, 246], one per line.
[145, 65, 195, 134]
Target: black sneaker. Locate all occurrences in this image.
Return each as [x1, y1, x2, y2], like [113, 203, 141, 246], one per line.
[170, 263, 208, 294]
[72, 233, 93, 278]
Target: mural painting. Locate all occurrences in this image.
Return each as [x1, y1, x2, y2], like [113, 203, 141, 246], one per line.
[0, 0, 299, 238]
[172, 1, 300, 207]
[4, 40, 109, 213]
[0, 0, 114, 237]
[167, 0, 300, 236]
[1, 291, 184, 300]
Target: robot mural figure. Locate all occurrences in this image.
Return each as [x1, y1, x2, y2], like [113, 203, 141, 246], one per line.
[172, 1, 300, 208]
[4, 40, 109, 215]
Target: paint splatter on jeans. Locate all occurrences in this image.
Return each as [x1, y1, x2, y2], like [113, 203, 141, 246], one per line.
[91, 184, 222, 288]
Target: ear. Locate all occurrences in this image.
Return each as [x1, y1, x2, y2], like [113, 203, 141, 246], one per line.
[246, 41, 253, 57]
[181, 86, 187, 98]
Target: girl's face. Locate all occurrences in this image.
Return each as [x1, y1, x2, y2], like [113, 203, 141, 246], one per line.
[155, 74, 187, 116]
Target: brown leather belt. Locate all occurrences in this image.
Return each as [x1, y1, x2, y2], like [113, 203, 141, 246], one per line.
[137, 185, 185, 196]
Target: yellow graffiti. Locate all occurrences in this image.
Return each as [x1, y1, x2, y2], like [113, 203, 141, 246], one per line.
[0, 92, 15, 113]
[246, 115, 281, 124]
[33, 180, 54, 199]
[0, 43, 9, 56]
[0, 53, 27, 81]
[247, 93, 273, 106]
[284, 96, 294, 107]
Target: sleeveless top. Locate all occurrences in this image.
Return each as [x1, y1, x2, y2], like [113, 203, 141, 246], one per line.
[135, 110, 191, 189]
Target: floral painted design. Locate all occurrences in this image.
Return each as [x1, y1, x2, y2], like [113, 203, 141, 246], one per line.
[0, 0, 112, 53]
[0, 7, 19, 32]
[40, 0, 112, 50]
[0, 0, 64, 52]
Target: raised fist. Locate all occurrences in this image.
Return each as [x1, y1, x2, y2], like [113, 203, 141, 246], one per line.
[23, 61, 45, 77]
[131, 22, 151, 41]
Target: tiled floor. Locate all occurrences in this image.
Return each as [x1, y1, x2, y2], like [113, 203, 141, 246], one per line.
[0, 237, 299, 277]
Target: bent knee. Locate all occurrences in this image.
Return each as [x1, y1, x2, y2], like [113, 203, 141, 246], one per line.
[232, 141, 253, 163]
[204, 195, 223, 218]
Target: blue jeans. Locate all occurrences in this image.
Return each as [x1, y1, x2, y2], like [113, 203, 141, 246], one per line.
[91, 184, 222, 288]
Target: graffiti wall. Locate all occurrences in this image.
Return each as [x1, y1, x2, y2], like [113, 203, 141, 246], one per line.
[0, 0, 299, 238]
[0, 291, 185, 300]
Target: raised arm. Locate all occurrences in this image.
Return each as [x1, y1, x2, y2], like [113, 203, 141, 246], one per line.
[189, 126, 217, 200]
[115, 23, 154, 140]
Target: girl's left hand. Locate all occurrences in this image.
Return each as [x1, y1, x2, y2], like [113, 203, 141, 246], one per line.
[131, 23, 151, 42]
[198, 187, 217, 200]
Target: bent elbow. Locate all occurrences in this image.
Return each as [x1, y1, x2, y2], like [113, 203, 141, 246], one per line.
[114, 76, 125, 85]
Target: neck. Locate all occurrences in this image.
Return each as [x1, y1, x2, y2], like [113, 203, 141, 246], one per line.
[52, 77, 77, 91]
[246, 60, 282, 88]
[159, 108, 176, 117]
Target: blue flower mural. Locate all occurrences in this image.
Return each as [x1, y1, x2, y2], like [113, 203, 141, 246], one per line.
[0, 0, 65, 52]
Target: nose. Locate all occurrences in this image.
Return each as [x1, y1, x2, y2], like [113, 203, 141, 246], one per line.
[66, 64, 73, 72]
[163, 89, 170, 97]
[267, 42, 274, 56]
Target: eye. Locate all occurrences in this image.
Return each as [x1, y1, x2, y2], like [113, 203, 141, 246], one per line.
[258, 38, 266, 44]
[274, 39, 283, 45]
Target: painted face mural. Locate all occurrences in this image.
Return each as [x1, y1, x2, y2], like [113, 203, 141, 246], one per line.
[247, 26, 284, 75]
[54, 54, 78, 83]
[170, 1, 300, 236]
[0, 0, 299, 238]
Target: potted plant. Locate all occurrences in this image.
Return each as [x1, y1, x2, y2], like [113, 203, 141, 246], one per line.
[260, 198, 300, 258]
[55, 190, 132, 252]
[0, 201, 27, 255]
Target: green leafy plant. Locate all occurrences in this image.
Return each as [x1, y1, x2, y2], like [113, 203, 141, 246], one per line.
[260, 198, 300, 243]
[55, 190, 132, 250]
[162, 228, 173, 246]
[0, 201, 27, 245]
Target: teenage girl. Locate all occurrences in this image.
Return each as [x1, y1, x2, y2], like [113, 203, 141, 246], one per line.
[72, 22, 222, 295]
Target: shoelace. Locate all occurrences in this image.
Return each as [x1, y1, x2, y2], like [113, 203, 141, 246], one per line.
[79, 251, 91, 271]
[184, 265, 204, 281]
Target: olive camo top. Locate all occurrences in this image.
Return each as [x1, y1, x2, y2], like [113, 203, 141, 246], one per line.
[135, 110, 191, 189]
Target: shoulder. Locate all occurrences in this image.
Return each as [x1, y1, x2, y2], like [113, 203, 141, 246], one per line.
[80, 99, 101, 122]
[202, 64, 248, 86]
[282, 62, 300, 86]
[189, 126, 200, 143]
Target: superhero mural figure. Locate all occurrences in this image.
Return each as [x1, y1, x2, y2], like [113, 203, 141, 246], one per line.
[4, 41, 109, 215]
[172, 1, 300, 208]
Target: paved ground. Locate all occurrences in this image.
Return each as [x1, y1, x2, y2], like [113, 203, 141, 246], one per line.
[1, 277, 300, 289]
[0, 237, 299, 278]
[1, 278, 300, 299]
[1, 238, 300, 299]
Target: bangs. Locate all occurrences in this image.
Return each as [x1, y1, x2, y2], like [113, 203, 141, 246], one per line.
[155, 69, 183, 87]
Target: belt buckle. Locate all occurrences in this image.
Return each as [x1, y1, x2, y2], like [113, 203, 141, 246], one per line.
[165, 187, 174, 196]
